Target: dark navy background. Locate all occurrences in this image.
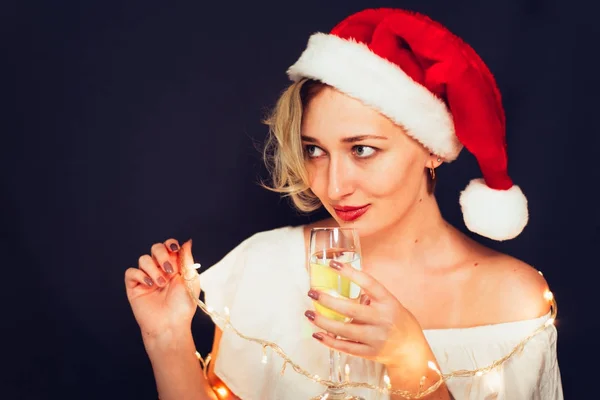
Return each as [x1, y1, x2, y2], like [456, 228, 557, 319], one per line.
[6, 1, 597, 398]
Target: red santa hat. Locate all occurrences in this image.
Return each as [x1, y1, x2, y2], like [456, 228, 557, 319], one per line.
[287, 8, 528, 241]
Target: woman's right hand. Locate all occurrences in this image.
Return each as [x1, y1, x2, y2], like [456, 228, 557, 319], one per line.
[124, 239, 201, 342]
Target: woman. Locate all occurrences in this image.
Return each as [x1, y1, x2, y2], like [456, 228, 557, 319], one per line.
[125, 8, 562, 400]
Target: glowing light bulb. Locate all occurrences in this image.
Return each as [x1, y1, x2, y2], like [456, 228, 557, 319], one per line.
[383, 374, 392, 389]
[544, 291, 554, 301]
[427, 361, 441, 374]
[193, 263, 202, 269]
[344, 364, 350, 382]
[224, 306, 230, 316]
[538, 270, 543, 276]
[476, 371, 483, 377]
[215, 386, 228, 398]
[261, 346, 268, 364]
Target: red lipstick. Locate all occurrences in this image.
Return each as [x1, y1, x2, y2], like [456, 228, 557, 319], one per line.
[333, 204, 370, 222]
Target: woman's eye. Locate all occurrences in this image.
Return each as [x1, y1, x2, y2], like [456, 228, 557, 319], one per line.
[352, 145, 376, 158]
[305, 145, 325, 158]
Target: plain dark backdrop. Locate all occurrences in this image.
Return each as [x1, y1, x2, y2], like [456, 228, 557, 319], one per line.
[6, 0, 598, 398]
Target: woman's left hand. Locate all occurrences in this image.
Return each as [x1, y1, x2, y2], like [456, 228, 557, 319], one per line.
[305, 260, 429, 369]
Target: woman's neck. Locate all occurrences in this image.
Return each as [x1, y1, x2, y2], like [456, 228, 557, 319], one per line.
[360, 194, 467, 272]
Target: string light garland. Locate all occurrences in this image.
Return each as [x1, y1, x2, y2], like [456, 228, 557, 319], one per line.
[183, 264, 557, 399]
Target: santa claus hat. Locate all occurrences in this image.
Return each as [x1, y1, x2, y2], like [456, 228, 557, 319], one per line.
[287, 8, 528, 241]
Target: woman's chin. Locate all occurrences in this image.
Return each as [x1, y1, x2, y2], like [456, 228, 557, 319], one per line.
[334, 215, 377, 237]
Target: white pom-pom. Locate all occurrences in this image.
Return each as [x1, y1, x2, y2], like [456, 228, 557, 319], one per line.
[459, 178, 528, 241]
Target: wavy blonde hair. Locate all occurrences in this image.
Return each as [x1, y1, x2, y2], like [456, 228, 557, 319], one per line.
[261, 79, 436, 213]
[261, 78, 325, 213]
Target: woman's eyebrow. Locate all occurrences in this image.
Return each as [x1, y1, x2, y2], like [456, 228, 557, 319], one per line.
[300, 134, 388, 143]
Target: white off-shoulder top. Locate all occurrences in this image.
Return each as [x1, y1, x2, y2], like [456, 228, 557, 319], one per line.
[199, 226, 563, 400]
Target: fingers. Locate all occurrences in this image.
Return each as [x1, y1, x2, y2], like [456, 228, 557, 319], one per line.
[164, 238, 181, 253]
[138, 254, 168, 287]
[305, 309, 372, 343]
[125, 267, 155, 289]
[151, 243, 177, 275]
[311, 332, 371, 358]
[178, 239, 197, 280]
[309, 289, 378, 324]
[329, 260, 390, 301]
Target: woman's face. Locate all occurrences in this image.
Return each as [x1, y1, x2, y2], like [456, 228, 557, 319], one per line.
[302, 86, 436, 237]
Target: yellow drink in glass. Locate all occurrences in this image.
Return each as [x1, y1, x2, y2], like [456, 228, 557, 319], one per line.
[309, 250, 361, 322]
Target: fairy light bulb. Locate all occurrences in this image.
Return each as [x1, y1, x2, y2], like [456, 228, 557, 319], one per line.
[383, 374, 392, 389]
[476, 371, 483, 377]
[344, 364, 350, 382]
[214, 385, 228, 398]
[544, 290, 554, 301]
[427, 361, 441, 375]
[261, 346, 268, 364]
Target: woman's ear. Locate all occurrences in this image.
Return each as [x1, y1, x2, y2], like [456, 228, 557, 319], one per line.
[427, 153, 444, 169]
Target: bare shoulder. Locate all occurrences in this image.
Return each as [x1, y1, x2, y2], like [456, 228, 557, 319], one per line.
[474, 250, 552, 323]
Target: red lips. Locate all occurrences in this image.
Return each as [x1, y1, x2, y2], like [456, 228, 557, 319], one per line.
[333, 204, 370, 222]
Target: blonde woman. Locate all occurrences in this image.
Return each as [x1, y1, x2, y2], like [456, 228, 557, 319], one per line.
[125, 8, 562, 400]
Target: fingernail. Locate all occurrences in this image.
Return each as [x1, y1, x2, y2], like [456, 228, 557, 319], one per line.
[361, 294, 371, 305]
[312, 332, 324, 341]
[305, 310, 315, 321]
[143, 277, 154, 286]
[308, 289, 319, 300]
[163, 261, 174, 274]
[157, 276, 166, 286]
[330, 260, 343, 270]
[169, 243, 179, 252]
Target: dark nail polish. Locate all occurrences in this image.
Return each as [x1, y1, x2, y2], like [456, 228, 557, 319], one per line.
[169, 243, 179, 252]
[308, 289, 319, 300]
[157, 276, 166, 286]
[143, 277, 154, 286]
[312, 332, 324, 341]
[164, 261, 174, 274]
[305, 310, 315, 321]
[330, 260, 343, 270]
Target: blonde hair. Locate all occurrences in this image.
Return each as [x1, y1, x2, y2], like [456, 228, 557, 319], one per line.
[261, 79, 325, 213]
[260, 79, 436, 213]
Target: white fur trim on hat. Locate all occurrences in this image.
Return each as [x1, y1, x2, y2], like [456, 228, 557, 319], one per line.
[287, 33, 462, 161]
[459, 178, 529, 241]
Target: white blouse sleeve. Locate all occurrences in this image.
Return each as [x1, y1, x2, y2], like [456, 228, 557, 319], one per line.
[426, 316, 563, 400]
[196, 226, 315, 400]
[197, 235, 251, 330]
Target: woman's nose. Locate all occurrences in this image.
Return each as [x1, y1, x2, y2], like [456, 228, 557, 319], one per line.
[327, 156, 354, 201]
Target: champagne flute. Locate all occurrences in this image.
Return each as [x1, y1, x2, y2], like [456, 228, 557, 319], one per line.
[309, 227, 364, 400]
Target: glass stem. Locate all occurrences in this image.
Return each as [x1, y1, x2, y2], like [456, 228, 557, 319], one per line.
[329, 347, 335, 383]
[328, 333, 344, 393]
